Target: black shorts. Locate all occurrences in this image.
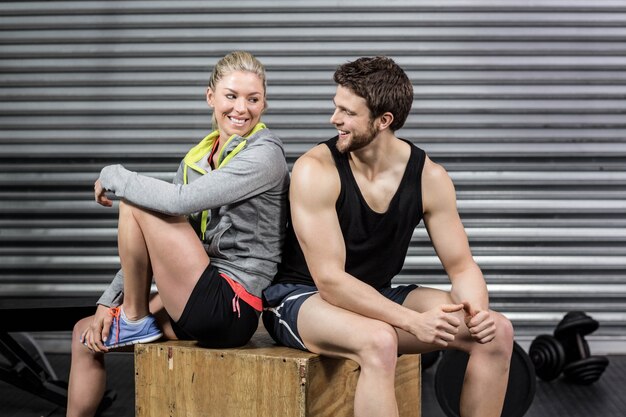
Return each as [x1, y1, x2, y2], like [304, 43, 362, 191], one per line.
[262, 282, 417, 351]
[170, 263, 259, 348]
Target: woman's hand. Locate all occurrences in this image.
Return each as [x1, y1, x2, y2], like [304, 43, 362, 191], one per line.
[81, 304, 113, 352]
[94, 179, 113, 207]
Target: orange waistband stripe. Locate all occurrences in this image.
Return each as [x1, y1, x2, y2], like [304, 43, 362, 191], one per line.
[220, 273, 263, 311]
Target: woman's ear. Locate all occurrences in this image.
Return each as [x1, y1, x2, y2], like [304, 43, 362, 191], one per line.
[206, 87, 214, 108]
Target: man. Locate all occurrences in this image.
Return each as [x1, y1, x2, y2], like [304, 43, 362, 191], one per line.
[263, 56, 513, 417]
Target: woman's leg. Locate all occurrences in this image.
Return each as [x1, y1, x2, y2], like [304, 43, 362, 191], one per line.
[67, 199, 209, 417]
[67, 316, 106, 417]
[67, 295, 178, 417]
[116, 201, 210, 321]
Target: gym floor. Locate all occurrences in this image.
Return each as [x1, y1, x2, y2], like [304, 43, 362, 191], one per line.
[0, 352, 624, 416]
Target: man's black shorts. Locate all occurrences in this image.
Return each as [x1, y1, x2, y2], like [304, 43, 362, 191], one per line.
[262, 283, 417, 350]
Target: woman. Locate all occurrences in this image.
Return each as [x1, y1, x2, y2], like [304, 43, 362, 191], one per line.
[67, 51, 289, 417]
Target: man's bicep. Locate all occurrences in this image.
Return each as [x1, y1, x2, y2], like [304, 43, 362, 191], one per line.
[292, 201, 346, 279]
[423, 164, 474, 274]
[289, 158, 346, 282]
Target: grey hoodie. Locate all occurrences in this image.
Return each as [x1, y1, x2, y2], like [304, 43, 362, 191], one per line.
[96, 127, 289, 306]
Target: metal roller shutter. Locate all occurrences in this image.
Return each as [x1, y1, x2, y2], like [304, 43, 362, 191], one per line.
[1, 0, 625, 352]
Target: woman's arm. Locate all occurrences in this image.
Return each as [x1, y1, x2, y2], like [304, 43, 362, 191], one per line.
[97, 268, 124, 307]
[98, 141, 286, 216]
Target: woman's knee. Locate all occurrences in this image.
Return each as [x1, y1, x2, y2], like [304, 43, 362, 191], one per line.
[118, 199, 137, 218]
[72, 317, 89, 342]
[357, 323, 399, 372]
[71, 317, 95, 355]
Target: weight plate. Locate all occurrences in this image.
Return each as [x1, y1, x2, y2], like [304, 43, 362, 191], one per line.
[554, 311, 598, 339]
[563, 356, 609, 385]
[434, 342, 536, 417]
[529, 334, 565, 381]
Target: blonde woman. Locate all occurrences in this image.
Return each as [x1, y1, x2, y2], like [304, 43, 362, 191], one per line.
[67, 51, 289, 417]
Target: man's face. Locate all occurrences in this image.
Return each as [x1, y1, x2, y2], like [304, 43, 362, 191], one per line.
[330, 85, 379, 153]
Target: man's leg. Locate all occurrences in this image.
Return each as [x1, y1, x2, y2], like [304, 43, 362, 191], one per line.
[297, 294, 401, 417]
[396, 287, 514, 417]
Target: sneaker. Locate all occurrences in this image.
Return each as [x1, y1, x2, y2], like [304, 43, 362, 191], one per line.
[103, 307, 163, 349]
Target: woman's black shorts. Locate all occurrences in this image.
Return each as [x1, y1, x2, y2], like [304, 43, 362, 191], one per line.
[170, 263, 259, 348]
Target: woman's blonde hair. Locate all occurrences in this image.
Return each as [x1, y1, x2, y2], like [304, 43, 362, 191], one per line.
[208, 51, 267, 131]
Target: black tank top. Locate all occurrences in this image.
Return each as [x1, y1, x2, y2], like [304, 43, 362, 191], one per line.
[274, 136, 426, 289]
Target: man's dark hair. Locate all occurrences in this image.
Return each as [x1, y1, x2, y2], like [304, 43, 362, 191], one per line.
[333, 56, 413, 131]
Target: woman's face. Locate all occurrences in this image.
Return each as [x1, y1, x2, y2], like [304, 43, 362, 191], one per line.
[207, 70, 266, 139]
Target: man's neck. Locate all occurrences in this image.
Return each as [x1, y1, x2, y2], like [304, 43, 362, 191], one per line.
[348, 132, 400, 179]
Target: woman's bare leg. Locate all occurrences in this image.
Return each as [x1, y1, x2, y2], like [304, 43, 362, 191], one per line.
[67, 316, 106, 417]
[67, 294, 177, 417]
[117, 201, 210, 321]
[68, 199, 209, 417]
[116, 201, 153, 320]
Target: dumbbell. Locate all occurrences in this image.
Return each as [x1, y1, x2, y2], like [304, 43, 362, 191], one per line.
[529, 311, 609, 385]
[528, 334, 565, 381]
[554, 311, 609, 384]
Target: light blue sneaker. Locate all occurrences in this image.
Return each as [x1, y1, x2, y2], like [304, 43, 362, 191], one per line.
[103, 307, 163, 349]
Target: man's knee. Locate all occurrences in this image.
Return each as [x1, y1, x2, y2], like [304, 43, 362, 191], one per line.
[358, 323, 399, 372]
[497, 313, 514, 342]
[485, 312, 514, 357]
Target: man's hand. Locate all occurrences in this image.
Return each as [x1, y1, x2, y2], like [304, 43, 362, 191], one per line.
[410, 304, 464, 347]
[81, 304, 113, 352]
[463, 302, 496, 344]
[94, 179, 113, 207]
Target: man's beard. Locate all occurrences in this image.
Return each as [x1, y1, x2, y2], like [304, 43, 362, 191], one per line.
[336, 119, 378, 154]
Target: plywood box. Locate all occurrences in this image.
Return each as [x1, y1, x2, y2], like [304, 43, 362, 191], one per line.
[135, 331, 421, 417]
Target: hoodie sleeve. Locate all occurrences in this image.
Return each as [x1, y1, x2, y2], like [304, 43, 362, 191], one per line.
[96, 159, 187, 307]
[98, 139, 286, 216]
[97, 268, 124, 307]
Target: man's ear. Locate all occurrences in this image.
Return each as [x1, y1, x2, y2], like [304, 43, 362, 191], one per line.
[378, 112, 394, 131]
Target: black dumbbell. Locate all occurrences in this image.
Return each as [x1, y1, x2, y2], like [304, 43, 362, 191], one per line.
[529, 311, 609, 385]
[554, 311, 609, 385]
[528, 334, 565, 381]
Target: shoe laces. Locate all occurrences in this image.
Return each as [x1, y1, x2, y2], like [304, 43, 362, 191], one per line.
[109, 307, 121, 344]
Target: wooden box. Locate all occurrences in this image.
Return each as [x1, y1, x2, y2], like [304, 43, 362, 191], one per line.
[135, 331, 421, 417]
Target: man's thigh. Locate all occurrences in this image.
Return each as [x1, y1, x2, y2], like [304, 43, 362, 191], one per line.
[297, 294, 398, 362]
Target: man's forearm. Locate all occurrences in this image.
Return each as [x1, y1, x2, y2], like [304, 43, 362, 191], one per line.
[316, 272, 415, 332]
[449, 265, 490, 311]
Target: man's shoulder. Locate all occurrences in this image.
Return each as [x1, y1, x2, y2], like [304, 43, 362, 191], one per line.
[421, 155, 450, 184]
[291, 144, 340, 198]
[421, 155, 457, 214]
[295, 142, 335, 171]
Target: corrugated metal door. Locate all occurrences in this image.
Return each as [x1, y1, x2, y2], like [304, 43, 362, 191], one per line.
[1, 1, 625, 351]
